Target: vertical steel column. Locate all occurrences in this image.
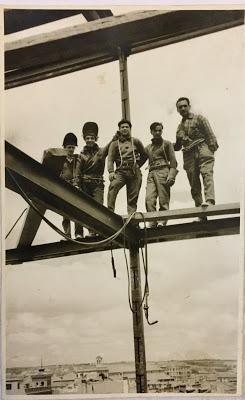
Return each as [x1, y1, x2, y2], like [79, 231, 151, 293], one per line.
[118, 47, 130, 120]
[129, 243, 147, 393]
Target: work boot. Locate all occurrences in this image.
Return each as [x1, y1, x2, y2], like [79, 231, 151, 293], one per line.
[201, 200, 214, 207]
[147, 222, 157, 229]
[196, 216, 208, 223]
[75, 234, 84, 240]
[158, 220, 168, 227]
[86, 231, 99, 238]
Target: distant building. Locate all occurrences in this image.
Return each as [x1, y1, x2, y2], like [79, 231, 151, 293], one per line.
[160, 362, 191, 381]
[6, 375, 25, 395]
[52, 372, 76, 390]
[23, 367, 53, 395]
[76, 357, 109, 381]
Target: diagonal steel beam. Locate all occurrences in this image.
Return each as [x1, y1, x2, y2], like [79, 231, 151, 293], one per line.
[5, 141, 139, 247]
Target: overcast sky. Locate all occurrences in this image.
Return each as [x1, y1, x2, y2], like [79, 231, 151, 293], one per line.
[4, 9, 245, 368]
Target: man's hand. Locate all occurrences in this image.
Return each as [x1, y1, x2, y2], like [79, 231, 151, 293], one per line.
[209, 143, 219, 152]
[109, 172, 116, 182]
[166, 177, 175, 187]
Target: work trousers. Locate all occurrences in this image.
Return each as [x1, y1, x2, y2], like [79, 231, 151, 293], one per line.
[107, 167, 142, 214]
[62, 218, 84, 238]
[183, 142, 215, 207]
[81, 180, 104, 234]
[62, 177, 84, 238]
[145, 167, 170, 212]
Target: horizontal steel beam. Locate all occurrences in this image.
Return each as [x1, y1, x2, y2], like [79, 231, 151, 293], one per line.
[5, 141, 139, 247]
[132, 203, 240, 222]
[140, 217, 240, 245]
[6, 239, 120, 265]
[5, 10, 244, 89]
[5, 217, 239, 265]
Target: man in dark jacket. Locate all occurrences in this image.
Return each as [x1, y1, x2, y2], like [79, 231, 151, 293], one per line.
[174, 97, 218, 217]
[74, 122, 110, 236]
[145, 122, 178, 228]
[107, 119, 147, 215]
[43, 132, 84, 238]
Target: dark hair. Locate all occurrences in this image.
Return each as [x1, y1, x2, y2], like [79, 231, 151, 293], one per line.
[176, 97, 190, 106]
[150, 122, 163, 131]
[118, 119, 132, 128]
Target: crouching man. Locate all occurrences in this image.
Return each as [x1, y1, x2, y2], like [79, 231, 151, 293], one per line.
[145, 122, 178, 228]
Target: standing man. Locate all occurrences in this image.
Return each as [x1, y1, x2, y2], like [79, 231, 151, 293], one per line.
[75, 122, 110, 236]
[145, 122, 178, 228]
[43, 132, 84, 238]
[174, 97, 218, 216]
[107, 119, 147, 215]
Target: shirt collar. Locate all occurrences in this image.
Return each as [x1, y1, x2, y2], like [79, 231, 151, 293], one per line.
[118, 132, 131, 142]
[66, 156, 74, 162]
[182, 112, 194, 121]
[151, 137, 163, 146]
[83, 143, 99, 153]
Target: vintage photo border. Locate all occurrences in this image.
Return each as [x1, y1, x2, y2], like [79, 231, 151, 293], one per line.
[1, 2, 245, 399]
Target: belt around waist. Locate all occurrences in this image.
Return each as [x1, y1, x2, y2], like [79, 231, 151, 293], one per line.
[118, 162, 137, 169]
[149, 164, 169, 172]
[82, 175, 104, 182]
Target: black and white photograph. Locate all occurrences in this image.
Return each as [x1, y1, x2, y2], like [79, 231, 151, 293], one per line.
[2, 4, 245, 398]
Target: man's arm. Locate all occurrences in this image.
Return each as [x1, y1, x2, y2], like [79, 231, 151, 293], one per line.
[135, 138, 148, 167]
[166, 142, 178, 185]
[166, 141, 178, 169]
[101, 133, 118, 159]
[73, 155, 84, 187]
[173, 126, 183, 151]
[198, 115, 219, 152]
[107, 142, 117, 182]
